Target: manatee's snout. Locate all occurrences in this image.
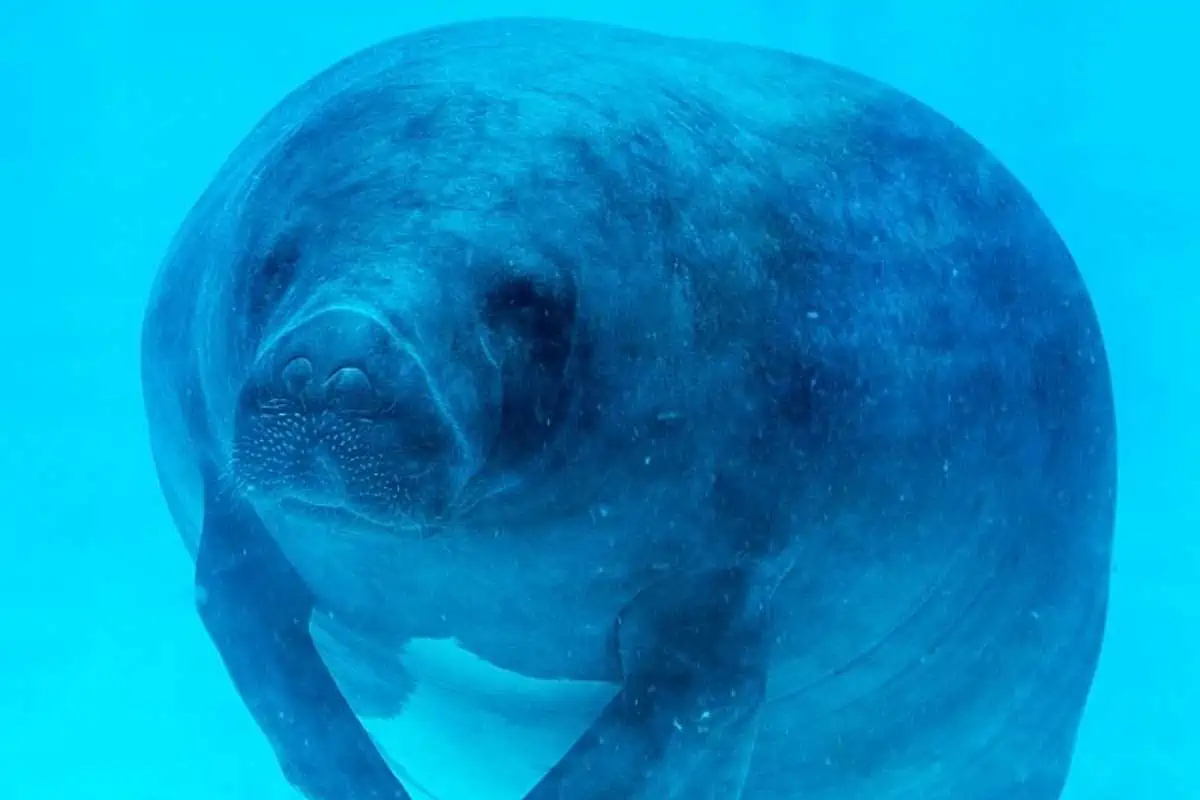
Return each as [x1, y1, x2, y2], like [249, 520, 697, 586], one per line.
[253, 308, 394, 412]
[233, 307, 473, 524]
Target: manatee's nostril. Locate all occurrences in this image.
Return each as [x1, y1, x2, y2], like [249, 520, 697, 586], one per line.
[324, 366, 375, 410]
[281, 357, 314, 394]
[250, 307, 404, 413]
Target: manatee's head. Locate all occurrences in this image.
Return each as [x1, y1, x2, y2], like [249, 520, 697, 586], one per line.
[224, 81, 589, 530]
[229, 237, 581, 531]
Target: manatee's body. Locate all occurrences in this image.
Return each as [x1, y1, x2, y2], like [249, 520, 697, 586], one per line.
[141, 17, 1115, 800]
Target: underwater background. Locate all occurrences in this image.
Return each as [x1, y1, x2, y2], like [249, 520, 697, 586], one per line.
[1, 0, 1196, 797]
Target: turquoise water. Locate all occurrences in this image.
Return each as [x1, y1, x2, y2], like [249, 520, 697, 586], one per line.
[1, 1, 1196, 797]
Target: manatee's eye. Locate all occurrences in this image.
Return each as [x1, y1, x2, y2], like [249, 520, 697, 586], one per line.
[484, 275, 576, 367]
[482, 274, 579, 458]
[244, 234, 302, 344]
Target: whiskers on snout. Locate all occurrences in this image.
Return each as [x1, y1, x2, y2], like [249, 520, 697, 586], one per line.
[230, 404, 463, 532]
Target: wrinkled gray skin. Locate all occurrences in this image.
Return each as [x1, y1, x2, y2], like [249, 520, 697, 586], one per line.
[141, 17, 1116, 800]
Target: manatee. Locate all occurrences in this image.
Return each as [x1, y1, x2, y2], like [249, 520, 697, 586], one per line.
[140, 17, 1116, 800]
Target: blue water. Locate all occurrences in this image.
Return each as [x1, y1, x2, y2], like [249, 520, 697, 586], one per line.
[1, 1, 1196, 797]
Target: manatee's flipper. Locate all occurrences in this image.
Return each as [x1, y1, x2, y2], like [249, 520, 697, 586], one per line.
[524, 567, 770, 799]
[195, 476, 410, 800]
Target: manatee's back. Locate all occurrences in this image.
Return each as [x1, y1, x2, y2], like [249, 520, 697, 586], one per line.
[667, 25, 1116, 800]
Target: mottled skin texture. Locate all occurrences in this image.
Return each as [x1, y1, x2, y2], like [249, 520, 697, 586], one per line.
[140, 17, 1116, 800]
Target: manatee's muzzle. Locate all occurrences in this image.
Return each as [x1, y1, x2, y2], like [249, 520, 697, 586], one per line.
[231, 306, 474, 523]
